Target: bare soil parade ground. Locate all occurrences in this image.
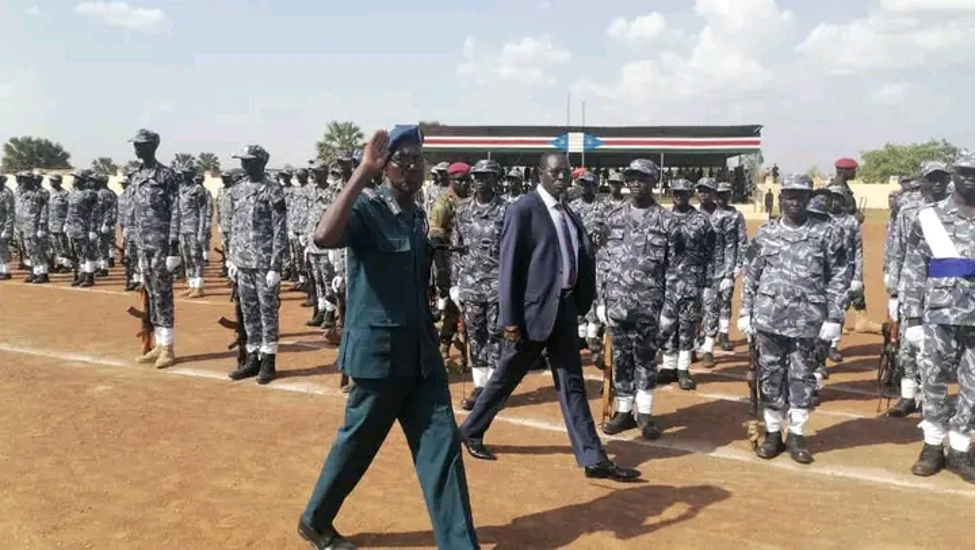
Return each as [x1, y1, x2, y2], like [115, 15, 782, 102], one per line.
[0, 215, 973, 549]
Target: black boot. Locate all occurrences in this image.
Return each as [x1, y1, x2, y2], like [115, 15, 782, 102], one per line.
[96, 268, 109, 278]
[23, 273, 36, 283]
[257, 353, 277, 385]
[228, 351, 261, 380]
[636, 413, 661, 440]
[601, 411, 637, 435]
[108, 258, 115, 268]
[756, 431, 785, 459]
[321, 310, 336, 329]
[71, 271, 83, 286]
[125, 281, 139, 292]
[461, 387, 483, 411]
[828, 346, 843, 363]
[79, 273, 95, 288]
[946, 447, 975, 483]
[886, 398, 918, 418]
[657, 369, 677, 385]
[786, 432, 814, 464]
[677, 370, 696, 391]
[32, 273, 50, 284]
[911, 443, 945, 477]
[306, 308, 324, 327]
[719, 332, 734, 352]
[700, 352, 715, 368]
[301, 295, 316, 307]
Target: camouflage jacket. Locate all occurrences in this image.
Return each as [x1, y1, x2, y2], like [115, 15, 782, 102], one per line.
[227, 176, 288, 272]
[668, 207, 715, 299]
[424, 184, 450, 215]
[286, 185, 310, 234]
[902, 197, 975, 326]
[216, 186, 234, 236]
[596, 202, 681, 321]
[701, 205, 738, 282]
[452, 194, 507, 302]
[203, 188, 214, 234]
[64, 188, 98, 238]
[177, 182, 209, 238]
[831, 212, 863, 285]
[740, 216, 848, 338]
[47, 187, 69, 233]
[428, 191, 458, 241]
[17, 188, 48, 233]
[129, 162, 180, 251]
[884, 191, 924, 278]
[0, 187, 14, 239]
[886, 200, 927, 296]
[95, 187, 119, 232]
[723, 205, 749, 273]
[305, 185, 334, 256]
[118, 186, 134, 229]
[568, 195, 606, 238]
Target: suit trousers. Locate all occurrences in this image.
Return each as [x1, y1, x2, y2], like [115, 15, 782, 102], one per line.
[459, 292, 605, 467]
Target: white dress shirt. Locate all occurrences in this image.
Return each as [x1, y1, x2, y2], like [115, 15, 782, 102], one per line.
[537, 184, 579, 289]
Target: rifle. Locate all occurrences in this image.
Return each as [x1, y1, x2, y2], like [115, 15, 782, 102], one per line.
[601, 331, 613, 426]
[743, 336, 763, 450]
[876, 321, 900, 413]
[217, 280, 248, 369]
[126, 284, 155, 354]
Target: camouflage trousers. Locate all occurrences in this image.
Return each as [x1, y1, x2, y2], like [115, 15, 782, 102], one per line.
[461, 298, 501, 372]
[439, 299, 461, 346]
[288, 233, 306, 275]
[138, 248, 175, 328]
[609, 316, 659, 398]
[661, 294, 702, 353]
[69, 236, 96, 268]
[701, 281, 722, 338]
[0, 238, 9, 264]
[179, 234, 204, 279]
[898, 328, 921, 382]
[755, 331, 818, 410]
[25, 233, 48, 270]
[920, 324, 975, 435]
[719, 286, 734, 325]
[237, 267, 281, 351]
[307, 253, 335, 305]
[49, 232, 70, 263]
[98, 230, 114, 264]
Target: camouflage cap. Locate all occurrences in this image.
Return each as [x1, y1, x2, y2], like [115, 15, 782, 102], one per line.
[232, 144, 270, 163]
[952, 150, 975, 169]
[623, 158, 660, 178]
[807, 193, 831, 215]
[607, 170, 623, 183]
[220, 169, 235, 179]
[193, 173, 205, 183]
[505, 167, 524, 181]
[472, 159, 503, 176]
[826, 183, 847, 196]
[309, 159, 330, 172]
[780, 174, 814, 191]
[430, 161, 450, 174]
[278, 169, 293, 178]
[904, 178, 922, 190]
[669, 178, 693, 192]
[129, 128, 160, 144]
[919, 160, 950, 177]
[177, 163, 197, 175]
[576, 171, 598, 185]
[695, 177, 718, 191]
[716, 181, 733, 193]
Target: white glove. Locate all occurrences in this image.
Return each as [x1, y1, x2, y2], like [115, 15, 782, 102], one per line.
[0, 231, 7, 240]
[331, 276, 344, 293]
[101, 225, 109, 234]
[36, 230, 45, 238]
[849, 280, 863, 293]
[905, 325, 925, 346]
[596, 304, 608, 324]
[887, 298, 899, 321]
[88, 231, 98, 241]
[818, 321, 842, 342]
[437, 297, 447, 310]
[658, 314, 675, 334]
[449, 286, 461, 305]
[737, 315, 753, 335]
[165, 255, 181, 272]
[227, 262, 239, 281]
[265, 270, 281, 287]
[883, 273, 893, 292]
[719, 278, 734, 293]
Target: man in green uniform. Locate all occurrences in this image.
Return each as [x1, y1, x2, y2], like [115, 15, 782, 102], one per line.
[299, 126, 479, 550]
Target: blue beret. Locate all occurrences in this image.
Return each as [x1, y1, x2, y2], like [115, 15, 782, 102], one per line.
[388, 124, 423, 154]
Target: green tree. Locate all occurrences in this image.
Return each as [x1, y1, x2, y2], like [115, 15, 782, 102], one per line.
[173, 152, 197, 170]
[197, 152, 220, 175]
[859, 140, 960, 184]
[805, 165, 824, 180]
[91, 157, 119, 176]
[2, 136, 73, 171]
[315, 121, 364, 161]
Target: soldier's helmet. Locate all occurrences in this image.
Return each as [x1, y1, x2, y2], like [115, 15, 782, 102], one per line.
[505, 167, 524, 182]
[232, 144, 270, 164]
[669, 178, 693, 192]
[695, 177, 718, 190]
[430, 161, 450, 175]
[128, 128, 160, 145]
[780, 174, 814, 191]
[472, 159, 503, 177]
[919, 160, 950, 178]
[716, 181, 733, 194]
[623, 158, 660, 180]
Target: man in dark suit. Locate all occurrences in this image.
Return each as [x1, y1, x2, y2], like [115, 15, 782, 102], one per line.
[458, 153, 641, 483]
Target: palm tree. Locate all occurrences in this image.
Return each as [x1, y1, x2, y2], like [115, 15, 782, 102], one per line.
[315, 121, 364, 161]
[2, 136, 73, 171]
[91, 157, 119, 176]
[173, 153, 197, 171]
[197, 152, 220, 175]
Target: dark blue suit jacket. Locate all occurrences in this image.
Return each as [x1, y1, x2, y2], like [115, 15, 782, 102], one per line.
[497, 190, 596, 341]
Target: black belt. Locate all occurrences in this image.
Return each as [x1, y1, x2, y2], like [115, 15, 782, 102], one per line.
[560, 288, 574, 298]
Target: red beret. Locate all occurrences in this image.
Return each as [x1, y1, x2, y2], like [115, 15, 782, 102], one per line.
[572, 167, 586, 179]
[835, 157, 858, 169]
[447, 162, 470, 176]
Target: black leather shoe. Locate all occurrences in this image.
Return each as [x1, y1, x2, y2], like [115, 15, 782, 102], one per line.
[636, 413, 661, 440]
[297, 520, 357, 550]
[946, 447, 975, 484]
[257, 353, 276, 385]
[886, 398, 918, 418]
[306, 309, 325, 327]
[756, 431, 785, 459]
[584, 460, 641, 482]
[657, 369, 677, 385]
[462, 437, 496, 461]
[601, 411, 637, 435]
[911, 443, 946, 477]
[460, 387, 482, 411]
[700, 352, 715, 368]
[786, 432, 814, 464]
[677, 370, 696, 391]
[23, 274, 36, 283]
[79, 273, 95, 287]
[229, 352, 261, 381]
[719, 332, 734, 351]
[321, 310, 337, 329]
[31, 274, 50, 284]
[828, 346, 843, 364]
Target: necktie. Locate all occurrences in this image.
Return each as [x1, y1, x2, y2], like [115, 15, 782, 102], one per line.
[556, 203, 577, 287]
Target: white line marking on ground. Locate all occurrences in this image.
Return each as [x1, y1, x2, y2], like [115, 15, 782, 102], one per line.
[0, 343, 971, 498]
[3, 283, 230, 307]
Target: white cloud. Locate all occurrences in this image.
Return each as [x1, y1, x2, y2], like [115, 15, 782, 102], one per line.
[75, 2, 169, 33]
[879, 0, 975, 13]
[457, 35, 571, 86]
[27, 6, 40, 15]
[872, 82, 908, 105]
[607, 12, 668, 43]
[797, 8, 974, 73]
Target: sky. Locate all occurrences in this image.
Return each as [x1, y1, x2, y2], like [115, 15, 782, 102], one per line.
[1, 0, 974, 172]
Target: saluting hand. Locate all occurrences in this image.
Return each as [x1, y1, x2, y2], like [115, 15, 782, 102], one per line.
[359, 130, 391, 175]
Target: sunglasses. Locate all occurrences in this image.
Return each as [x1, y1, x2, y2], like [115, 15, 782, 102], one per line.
[390, 152, 423, 168]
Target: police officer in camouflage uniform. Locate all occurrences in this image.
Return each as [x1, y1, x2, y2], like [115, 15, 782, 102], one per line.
[119, 175, 140, 291]
[884, 177, 923, 286]
[216, 169, 238, 279]
[716, 180, 748, 352]
[823, 183, 865, 363]
[226, 145, 288, 385]
[738, 174, 848, 464]
[429, 163, 470, 371]
[176, 164, 208, 298]
[0, 175, 13, 280]
[596, 159, 681, 439]
[94, 173, 118, 276]
[503, 167, 523, 204]
[902, 152, 975, 483]
[17, 171, 51, 284]
[884, 162, 951, 418]
[696, 177, 738, 367]
[197, 173, 213, 266]
[570, 171, 608, 361]
[288, 168, 311, 290]
[659, 177, 714, 391]
[605, 171, 626, 209]
[128, 129, 182, 370]
[65, 170, 99, 287]
[304, 160, 341, 328]
[424, 161, 451, 214]
[451, 159, 507, 410]
[46, 174, 71, 274]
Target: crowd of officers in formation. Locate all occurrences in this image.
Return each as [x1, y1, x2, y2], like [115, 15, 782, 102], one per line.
[0, 131, 972, 484]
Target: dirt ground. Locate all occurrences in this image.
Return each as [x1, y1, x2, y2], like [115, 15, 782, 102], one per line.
[0, 217, 973, 550]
